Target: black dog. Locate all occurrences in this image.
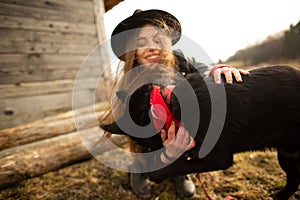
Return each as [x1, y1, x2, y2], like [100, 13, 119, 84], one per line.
[101, 65, 300, 200]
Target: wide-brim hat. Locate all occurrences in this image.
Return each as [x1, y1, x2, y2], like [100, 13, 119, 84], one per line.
[111, 9, 182, 60]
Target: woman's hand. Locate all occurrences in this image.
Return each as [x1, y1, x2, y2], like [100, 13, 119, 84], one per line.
[208, 64, 250, 84]
[160, 121, 195, 161]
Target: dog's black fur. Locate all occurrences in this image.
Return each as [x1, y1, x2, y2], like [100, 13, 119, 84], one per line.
[101, 65, 300, 199]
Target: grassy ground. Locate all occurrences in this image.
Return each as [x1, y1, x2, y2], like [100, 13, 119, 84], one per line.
[1, 61, 299, 200]
[0, 151, 299, 200]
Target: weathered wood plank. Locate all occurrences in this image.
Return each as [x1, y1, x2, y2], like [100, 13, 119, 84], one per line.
[27, 102, 108, 123]
[0, 66, 103, 84]
[0, 90, 96, 128]
[0, 90, 95, 116]
[0, 27, 99, 54]
[0, 2, 94, 23]
[0, 15, 96, 35]
[0, 0, 93, 12]
[0, 108, 69, 130]
[0, 52, 109, 84]
[0, 41, 96, 54]
[0, 54, 87, 69]
[0, 78, 101, 99]
[0, 28, 97, 45]
[0, 102, 109, 150]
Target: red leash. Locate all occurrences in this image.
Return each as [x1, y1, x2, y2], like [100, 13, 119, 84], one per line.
[195, 173, 235, 200]
[195, 173, 214, 200]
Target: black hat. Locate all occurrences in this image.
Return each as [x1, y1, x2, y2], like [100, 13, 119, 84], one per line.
[111, 9, 182, 60]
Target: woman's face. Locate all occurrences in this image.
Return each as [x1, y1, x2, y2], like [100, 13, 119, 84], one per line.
[135, 24, 172, 65]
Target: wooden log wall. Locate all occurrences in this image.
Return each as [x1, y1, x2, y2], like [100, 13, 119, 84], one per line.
[0, 0, 128, 190]
[0, 0, 112, 129]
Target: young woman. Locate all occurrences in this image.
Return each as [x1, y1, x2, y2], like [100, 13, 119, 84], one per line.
[107, 9, 249, 199]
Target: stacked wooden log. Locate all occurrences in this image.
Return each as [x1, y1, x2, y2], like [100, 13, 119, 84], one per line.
[0, 103, 113, 189]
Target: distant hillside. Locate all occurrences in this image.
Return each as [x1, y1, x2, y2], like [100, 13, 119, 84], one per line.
[226, 20, 300, 65]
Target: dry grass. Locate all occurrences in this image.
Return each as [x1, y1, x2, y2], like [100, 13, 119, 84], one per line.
[0, 151, 299, 200]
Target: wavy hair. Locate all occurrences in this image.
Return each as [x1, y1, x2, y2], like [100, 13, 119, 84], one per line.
[102, 19, 180, 154]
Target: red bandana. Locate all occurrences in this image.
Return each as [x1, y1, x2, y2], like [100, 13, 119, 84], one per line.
[150, 85, 181, 133]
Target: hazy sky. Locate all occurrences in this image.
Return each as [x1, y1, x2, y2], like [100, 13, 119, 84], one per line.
[104, 0, 299, 63]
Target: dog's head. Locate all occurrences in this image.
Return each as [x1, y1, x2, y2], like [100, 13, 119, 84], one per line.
[100, 65, 204, 148]
[100, 83, 179, 138]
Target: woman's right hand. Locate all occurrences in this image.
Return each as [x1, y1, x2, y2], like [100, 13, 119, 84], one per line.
[160, 121, 195, 160]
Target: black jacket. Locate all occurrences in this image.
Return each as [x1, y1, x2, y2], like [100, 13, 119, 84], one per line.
[174, 49, 210, 77]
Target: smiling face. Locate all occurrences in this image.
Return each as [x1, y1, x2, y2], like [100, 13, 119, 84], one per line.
[135, 24, 172, 65]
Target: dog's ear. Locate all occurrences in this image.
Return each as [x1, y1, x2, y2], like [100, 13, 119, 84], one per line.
[116, 90, 131, 103]
[100, 121, 126, 135]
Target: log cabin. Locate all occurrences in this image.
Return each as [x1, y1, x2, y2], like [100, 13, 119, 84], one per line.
[0, 0, 124, 188]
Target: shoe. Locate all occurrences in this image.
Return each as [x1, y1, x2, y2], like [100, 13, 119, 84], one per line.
[129, 172, 152, 199]
[170, 175, 196, 199]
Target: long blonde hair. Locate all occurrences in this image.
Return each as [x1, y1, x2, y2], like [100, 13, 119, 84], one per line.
[103, 20, 179, 153]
